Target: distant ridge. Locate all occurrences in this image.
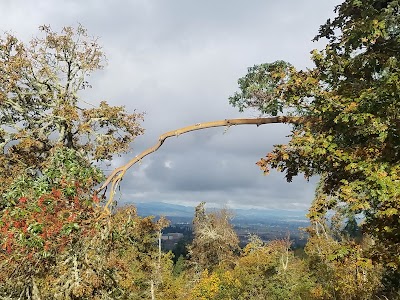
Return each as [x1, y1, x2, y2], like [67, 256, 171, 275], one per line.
[132, 201, 308, 224]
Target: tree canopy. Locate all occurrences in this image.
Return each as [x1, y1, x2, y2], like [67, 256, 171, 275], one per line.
[0, 25, 144, 198]
[0, 25, 146, 298]
[230, 0, 400, 267]
[1, 1, 400, 298]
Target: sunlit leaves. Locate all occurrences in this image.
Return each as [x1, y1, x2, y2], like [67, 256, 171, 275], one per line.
[231, 0, 400, 268]
[188, 202, 239, 272]
[305, 232, 383, 299]
[0, 25, 144, 198]
[229, 61, 294, 115]
[0, 25, 146, 297]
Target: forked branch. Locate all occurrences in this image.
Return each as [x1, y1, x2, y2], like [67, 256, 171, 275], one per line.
[97, 116, 302, 213]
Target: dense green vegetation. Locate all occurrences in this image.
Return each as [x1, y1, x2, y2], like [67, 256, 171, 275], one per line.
[1, 0, 399, 298]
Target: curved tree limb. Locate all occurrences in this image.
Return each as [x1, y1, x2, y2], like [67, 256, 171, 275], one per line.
[97, 116, 302, 213]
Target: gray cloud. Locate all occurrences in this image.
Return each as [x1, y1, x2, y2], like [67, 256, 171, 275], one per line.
[0, 0, 340, 209]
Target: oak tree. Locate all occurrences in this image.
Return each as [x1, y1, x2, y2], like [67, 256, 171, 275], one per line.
[0, 25, 144, 199]
[0, 25, 144, 298]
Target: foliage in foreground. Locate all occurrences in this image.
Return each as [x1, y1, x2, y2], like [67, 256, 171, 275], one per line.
[1, 199, 396, 300]
[230, 0, 400, 268]
[1, 0, 400, 298]
[0, 24, 144, 200]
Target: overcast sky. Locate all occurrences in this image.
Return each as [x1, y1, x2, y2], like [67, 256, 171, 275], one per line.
[1, 0, 340, 210]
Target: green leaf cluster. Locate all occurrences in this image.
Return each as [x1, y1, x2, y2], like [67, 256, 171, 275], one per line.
[230, 0, 400, 268]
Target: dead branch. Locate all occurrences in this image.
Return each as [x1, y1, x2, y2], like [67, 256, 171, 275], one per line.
[97, 116, 302, 213]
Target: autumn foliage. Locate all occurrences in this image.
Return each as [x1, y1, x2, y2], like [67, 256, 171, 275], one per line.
[1, 0, 400, 298]
[231, 0, 400, 270]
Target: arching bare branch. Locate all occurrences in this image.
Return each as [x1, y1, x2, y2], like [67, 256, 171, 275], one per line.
[97, 116, 302, 213]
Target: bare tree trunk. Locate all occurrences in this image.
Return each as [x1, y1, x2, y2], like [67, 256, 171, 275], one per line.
[281, 245, 289, 271]
[150, 280, 155, 300]
[158, 231, 162, 266]
[31, 277, 41, 300]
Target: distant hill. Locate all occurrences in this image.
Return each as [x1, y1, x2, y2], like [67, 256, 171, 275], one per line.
[133, 202, 194, 218]
[132, 201, 308, 225]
